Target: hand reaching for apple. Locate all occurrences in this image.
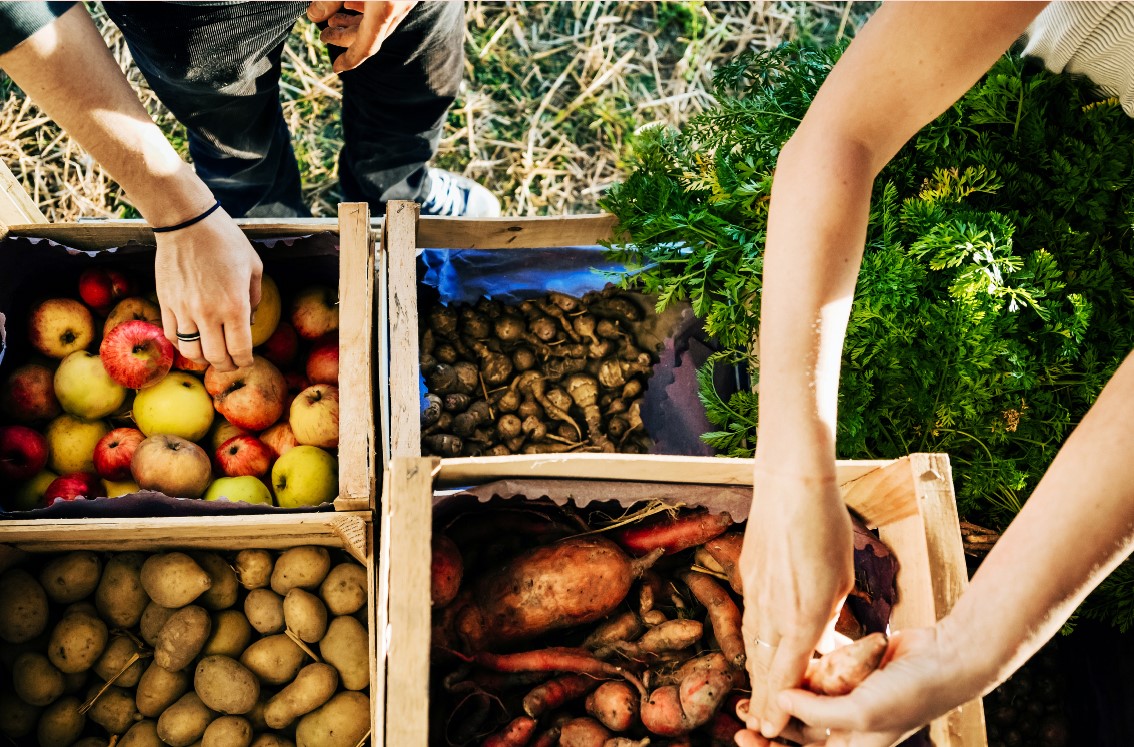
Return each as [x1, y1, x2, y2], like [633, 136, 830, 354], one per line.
[153, 207, 263, 372]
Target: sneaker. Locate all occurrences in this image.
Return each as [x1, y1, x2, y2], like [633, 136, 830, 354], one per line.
[420, 168, 501, 218]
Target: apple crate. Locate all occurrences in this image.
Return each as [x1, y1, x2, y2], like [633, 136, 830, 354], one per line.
[378, 453, 987, 747]
[0, 171, 378, 516]
[0, 510, 379, 745]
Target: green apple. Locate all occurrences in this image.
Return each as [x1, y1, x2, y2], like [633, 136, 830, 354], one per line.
[103, 477, 140, 498]
[132, 372, 214, 441]
[271, 445, 337, 508]
[204, 476, 274, 506]
[54, 351, 127, 419]
[45, 414, 109, 474]
[7, 469, 58, 511]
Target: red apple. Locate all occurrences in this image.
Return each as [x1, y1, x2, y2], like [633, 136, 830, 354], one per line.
[215, 434, 274, 479]
[2, 363, 60, 422]
[305, 336, 338, 385]
[44, 471, 102, 505]
[290, 286, 339, 340]
[258, 321, 299, 368]
[99, 320, 175, 389]
[0, 425, 49, 482]
[289, 384, 339, 448]
[173, 350, 209, 373]
[204, 355, 286, 432]
[78, 268, 133, 313]
[28, 298, 94, 359]
[283, 371, 309, 413]
[260, 422, 299, 458]
[130, 434, 212, 499]
[93, 427, 144, 481]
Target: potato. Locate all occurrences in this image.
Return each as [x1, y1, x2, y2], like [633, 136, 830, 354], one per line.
[96, 553, 149, 628]
[157, 692, 215, 747]
[141, 552, 211, 609]
[270, 547, 330, 596]
[39, 552, 101, 604]
[201, 715, 252, 747]
[37, 694, 85, 747]
[244, 692, 270, 731]
[190, 552, 239, 611]
[193, 655, 259, 715]
[319, 563, 366, 616]
[0, 688, 40, 738]
[85, 683, 140, 735]
[240, 634, 307, 687]
[295, 691, 369, 747]
[234, 550, 273, 590]
[94, 634, 146, 688]
[202, 609, 252, 659]
[155, 605, 211, 672]
[48, 610, 108, 674]
[74, 739, 110, 747]
[118, 720, 163, 747]
[250, 736, 295, 747]
[63, 670, 88, 695]
[264, 662, 338, 729]
[319, 616, 369, 691]
[13, 652, 65, 706]
[283, 589, 328, 643]
[139, 601, 177, 646]
[136, 662, 191, 718]
[0, 569, 49, 643]
[244, 589, 285, 635]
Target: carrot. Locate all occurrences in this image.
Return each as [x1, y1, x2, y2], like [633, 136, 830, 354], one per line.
[583, 610, 643, 651]
[612, 510, 733, 556]
[483, 715, 538, 747]
[559, 716, 612, 747]
[522, 673, 600, 718]
[805, 632, 888, 696]
[703, 532, 744, 594]
[586, 680, 639, 732]
[431, 534, 463, 608]
[681, 572, 745, 669]
[638, 668, 733, 737]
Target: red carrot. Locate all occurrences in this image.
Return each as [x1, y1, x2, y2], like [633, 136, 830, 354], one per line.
[681, 571, 745, 669]
[483, 715, 538, 747]
[703, 531, 744, 593]
[612, 510, 733, 556]
[523, 673, 601, 717]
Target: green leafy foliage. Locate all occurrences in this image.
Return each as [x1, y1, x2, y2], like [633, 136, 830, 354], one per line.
[602, 43, 1134, 629]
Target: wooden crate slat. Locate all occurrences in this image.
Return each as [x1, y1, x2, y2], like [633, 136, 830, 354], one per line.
[0, 161, 48, 232]
[417, 213, 619, 249]
[386, 201, 422, 459]
[4, 217, 342, 250]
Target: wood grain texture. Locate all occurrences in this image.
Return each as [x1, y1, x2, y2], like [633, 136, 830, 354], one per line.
[0, 161, 48, 233]
[417, 213, 618, 249]
[4, 217, 343, 249]
[375, 235, 392, 471]
[385, 201, 423, 458]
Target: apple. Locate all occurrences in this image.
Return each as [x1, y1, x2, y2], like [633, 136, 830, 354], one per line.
[103, 297, 161, 337]
[45, 414, 109, 475]
[283, 372, 309, 413]
[0, 425, 50, 482]
[54, 351, 128, 420]
[7, 469, 58, 511]
[173, 350, 209, 373]
[290, 285, 339, 340]
[208, 419, 248, 452]
[215, 434, 274, 478]
[130, 434, 212, 499]
[1, 363, 60, 422]
[102, 477, 140, 498]
[132, 372, 214, 441]
[204, 356, 285, 432]
[289, 384, 339, 448]
[271, 445, 337, 508]
[100, 320, 175, 389]
[258, 321, 299, 368]
[43, 471, 102, 505]
[249, 275, 282, 347]
[306, 336, 338, 385]
[93, 427, 144, 481]
[203, 475, 273, 506]
[78, 268, 133, 313]
[28, 298, 94, 359]
[260, 422, 299, 458]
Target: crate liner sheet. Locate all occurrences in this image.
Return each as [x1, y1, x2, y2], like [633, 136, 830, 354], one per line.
[419, 246, 733, 457]
[0, 231, 341, 519]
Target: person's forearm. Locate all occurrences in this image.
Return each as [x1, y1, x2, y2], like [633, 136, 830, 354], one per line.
[942, 351, 1134, 691]
[0, 4, 213, 224]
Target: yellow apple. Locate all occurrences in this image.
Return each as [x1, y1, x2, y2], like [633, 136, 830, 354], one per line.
[208, 419, 249, 452]
[250, 275, 281, 347]
[289, 384, 338, 448]
[204, 476, 273, 506]
[103, 478, 140, 498]
[271, 445, 337, 508]
[45, 414, 109, 474]
[54, 351, 127, 419]
[8, 470, 58, 511]
[28, 298, 94, 359]
[132, 372, 214, 441]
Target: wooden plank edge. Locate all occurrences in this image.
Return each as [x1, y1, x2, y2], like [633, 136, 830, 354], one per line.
[374, 465, 394, 747]
[376, 230, 392, 472]
[416, 213, 620, 249]
[0, 161, 49, 233]
[364, 518, 382, 747]
[386, 201, 423, 458]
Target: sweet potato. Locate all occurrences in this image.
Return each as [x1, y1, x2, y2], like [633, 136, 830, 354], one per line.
[638, 668, 733, 737]
[559, 717, 611, 747]
[703, 532, 744, 594]
[624, 619, 702, 656]
[483, 715, 537, 747]
[453, 538, 662, 651]
[705, 709, 744, 744]
[681, 572, 745, 669]
[602, 739, 651, 747]
[586, 681, 638, 732]
[637, 572, 664, 618]
[612, 511, 733, 556]
[522, 673, 599, 718]
[431, 535, 463, 608]
[583, 610, 643, 651]
[462, 647, 631, 680]
[805, 632, 888, 696]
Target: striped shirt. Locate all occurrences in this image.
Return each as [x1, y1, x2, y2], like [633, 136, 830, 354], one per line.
[1023, 1, 1134, 116]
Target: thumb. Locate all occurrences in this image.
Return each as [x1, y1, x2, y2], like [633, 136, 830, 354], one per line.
[777, 689, 862, 732]
[307, 1, 343, 22]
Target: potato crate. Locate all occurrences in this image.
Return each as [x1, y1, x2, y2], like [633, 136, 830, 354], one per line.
[378, 453, 987, 747]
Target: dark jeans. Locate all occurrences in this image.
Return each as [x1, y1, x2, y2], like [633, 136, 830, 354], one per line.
[103, 1, 465, 218]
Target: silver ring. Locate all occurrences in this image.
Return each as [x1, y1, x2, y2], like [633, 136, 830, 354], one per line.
[176, 331, 201, 343]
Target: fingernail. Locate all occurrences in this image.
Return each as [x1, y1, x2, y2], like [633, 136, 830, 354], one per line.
[760, 720, 775, 738]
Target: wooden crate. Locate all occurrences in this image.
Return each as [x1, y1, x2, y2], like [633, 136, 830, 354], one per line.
[378, 453, 987, 747]
[0, 191, 378, 514]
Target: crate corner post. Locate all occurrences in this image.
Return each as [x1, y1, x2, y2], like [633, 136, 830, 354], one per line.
[384, 201, 422, 460]
[0, 160, 49, 238]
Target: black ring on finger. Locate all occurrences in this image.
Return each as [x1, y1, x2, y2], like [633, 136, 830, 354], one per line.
[176, 331, 202, 343]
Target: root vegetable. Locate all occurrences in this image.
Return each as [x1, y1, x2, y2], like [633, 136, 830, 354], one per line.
[13, 652, 65, 706]
[263, 663, 338, 729]
[240, 634, 307, 687]
[495, 388, 522, 412]
[497, 413, 523, 440]
[283, 589, 328, 643]
[319, 562, 367, 616]
[566, 373, 612, 451]
[706, 709, 744, 744]
[460, 308, 491, 339]
[155, 605, 211, 672]
[431, 534, 463, 608]
[522, 673, 600, 718]
[202, 715, 252, 747]
[614, 511, 733, 557]
[615, 619, 703, 657]
[39, 552, 101, 605]
[295, 691, 370, 747]
[436, 343, 459, 364]
[598, 358, 652, 390]
[140, 552, 210, 609]
[460, 647, 633, 680]
[427, 364, 460, 394]
[544, 356, 587, 380]
[586, 681, 639, 732]
[422, 394, 443, 426]
[452, 400, 491, 437]
[560, 717, 611, 747]
[453, 361, 479, 394]
[234, 550, 273, 590]
[805, 632, 888, 696]
[48, 609, 108, 674]
[319, 616, 369, 691]
[589, 296, 642, 324]
[603, 739, 650, 747]
[520, 415, 547, 443]
[641, 610, 666, 626]
[703, 533, 744, 594]
[244, 589, 285, 635]
[424, 433, 463, 457]
[136, 662, 190, 717]
[531, 725, 562, 747]
[681, 572, 745, 669]
[517, 397, 544, 421]
[583, 611, 643, 651]
[37, 695, 85, 746]
[638, 667, 733, 737]
[194, 655, 259, 715]
[442, 392, 471, 412]
[429, 306, 458, 338]
[495, 315, 527, 343]
[638, 572, 664, 617]
[484, 715, 538, 747]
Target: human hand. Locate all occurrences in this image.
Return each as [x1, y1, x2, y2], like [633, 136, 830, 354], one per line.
[307, 0, 419, 73]
[153, 207, 263, 372]
[738, 463, 855, 744]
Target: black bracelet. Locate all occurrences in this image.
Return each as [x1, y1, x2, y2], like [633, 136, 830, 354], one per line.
[152, 200, 223, 234]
